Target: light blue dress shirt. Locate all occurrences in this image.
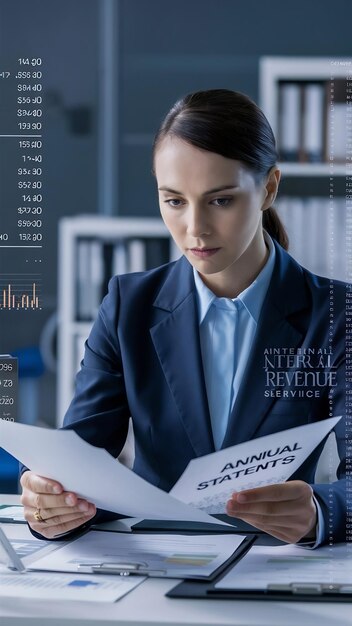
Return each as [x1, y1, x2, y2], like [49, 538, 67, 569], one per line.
[193, 233, 323, 547]
[193, 235, 276, 450]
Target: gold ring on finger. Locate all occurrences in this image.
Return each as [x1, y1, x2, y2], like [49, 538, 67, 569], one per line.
[34, 508, 46, 524]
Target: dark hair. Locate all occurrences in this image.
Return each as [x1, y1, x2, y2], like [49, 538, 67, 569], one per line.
[152, 89, 289, 250]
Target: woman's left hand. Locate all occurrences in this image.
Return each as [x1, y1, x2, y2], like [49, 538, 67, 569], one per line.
[226, 480, 317, 544]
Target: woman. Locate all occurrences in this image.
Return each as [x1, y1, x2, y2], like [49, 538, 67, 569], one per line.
[21, 89, 346, 545]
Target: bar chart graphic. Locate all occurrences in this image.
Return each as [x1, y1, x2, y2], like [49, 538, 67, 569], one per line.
[0, 275, 42, 310]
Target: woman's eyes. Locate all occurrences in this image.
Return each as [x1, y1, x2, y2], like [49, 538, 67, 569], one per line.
[212, 197, 232, 207]
[164, 199, 184, 207]
[164, 197, 232, 208]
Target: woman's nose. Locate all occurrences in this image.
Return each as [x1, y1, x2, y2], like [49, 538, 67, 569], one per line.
[186, 206, 211, 237]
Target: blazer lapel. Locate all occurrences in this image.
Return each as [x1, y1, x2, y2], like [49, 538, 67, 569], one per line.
[222, 243, 309, 447]
[150, 256, 214, 457]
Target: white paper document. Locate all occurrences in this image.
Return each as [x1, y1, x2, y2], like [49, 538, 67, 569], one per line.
[0, 421, 227, 525]
[0, 417, 340, 522]
[170, 416, 341, 514]
[0, 571, 145, 602]
[1, 523, 64, 566]
[0, 523, 145, 603]
[215, 543, 352, 590]
[29, 531, 246, 579]
[0, 505, 25, 523]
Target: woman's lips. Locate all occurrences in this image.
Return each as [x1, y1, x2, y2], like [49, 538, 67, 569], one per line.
[189, 247, 221, 258]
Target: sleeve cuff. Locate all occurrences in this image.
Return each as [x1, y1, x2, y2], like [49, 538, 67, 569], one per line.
[295, 495, 325, 549]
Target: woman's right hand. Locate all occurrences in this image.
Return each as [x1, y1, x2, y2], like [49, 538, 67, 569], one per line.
[20, 471, 96, 539]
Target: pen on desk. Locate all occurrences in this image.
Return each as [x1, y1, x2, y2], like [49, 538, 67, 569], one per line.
[77, 562, 167, 577]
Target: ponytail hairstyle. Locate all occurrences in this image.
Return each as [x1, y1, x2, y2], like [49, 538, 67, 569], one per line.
[152, 89, 289, 250]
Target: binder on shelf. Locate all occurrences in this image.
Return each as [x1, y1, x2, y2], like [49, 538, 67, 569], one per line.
[278, 82, 301, 162]
[112, 240, 128, 276]
[277, 78, 346, 165]
[90, 240, 104, 317]
[275, 197, 346, 282]
[76, 239, 92, 321]
[302, 82, 325, 162]
[326, 103, 346, 162]
[76, 239, 104, 321]
[102, 242, 114, 296]
[325, 79, 347, 163]
[127, 238, 146, 272]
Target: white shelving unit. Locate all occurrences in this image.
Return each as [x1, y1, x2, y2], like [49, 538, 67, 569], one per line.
[259, 57, 349, 481]
[258, 56, 351, 281]
[57, 216, 180, 425]
[260, 56, 352, 176]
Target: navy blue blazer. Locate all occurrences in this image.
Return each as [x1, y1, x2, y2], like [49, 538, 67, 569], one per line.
[63, 240, 348, 543]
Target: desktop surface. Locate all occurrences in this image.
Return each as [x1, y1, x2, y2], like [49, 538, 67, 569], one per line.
[0, 496, 352, 626]
[1, 577, 352, 626]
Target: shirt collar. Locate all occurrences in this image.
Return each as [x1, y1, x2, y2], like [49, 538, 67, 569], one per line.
[193, 232, 276, 324]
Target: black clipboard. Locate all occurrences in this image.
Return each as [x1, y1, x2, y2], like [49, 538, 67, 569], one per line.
[167, 540, 352, 602]
[167, 579, 352, 602]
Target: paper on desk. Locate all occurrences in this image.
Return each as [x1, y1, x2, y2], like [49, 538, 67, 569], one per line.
[0, 571, 145, 602]
[0, 421, 228, 525]
[215, 543, 352, 590]
[170, 416, 341, 514]
[0, 524, 145, 602]
[29, 531, 246, 579]
[1, 523, 65, 566]
[0, 505, 25, 523]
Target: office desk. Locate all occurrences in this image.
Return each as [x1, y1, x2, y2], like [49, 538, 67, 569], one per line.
[1, 496, 352, 626]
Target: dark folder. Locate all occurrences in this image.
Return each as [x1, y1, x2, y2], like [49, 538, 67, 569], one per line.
[167, 538, 352, 602]
[167, 578, 352, 602]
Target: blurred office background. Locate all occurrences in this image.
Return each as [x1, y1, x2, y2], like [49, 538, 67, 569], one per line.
[0, 0, 350, 491]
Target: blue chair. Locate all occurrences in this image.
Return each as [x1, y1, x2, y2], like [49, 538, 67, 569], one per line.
[0, 346, 45, 494]
[0, 448, 19, 494]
